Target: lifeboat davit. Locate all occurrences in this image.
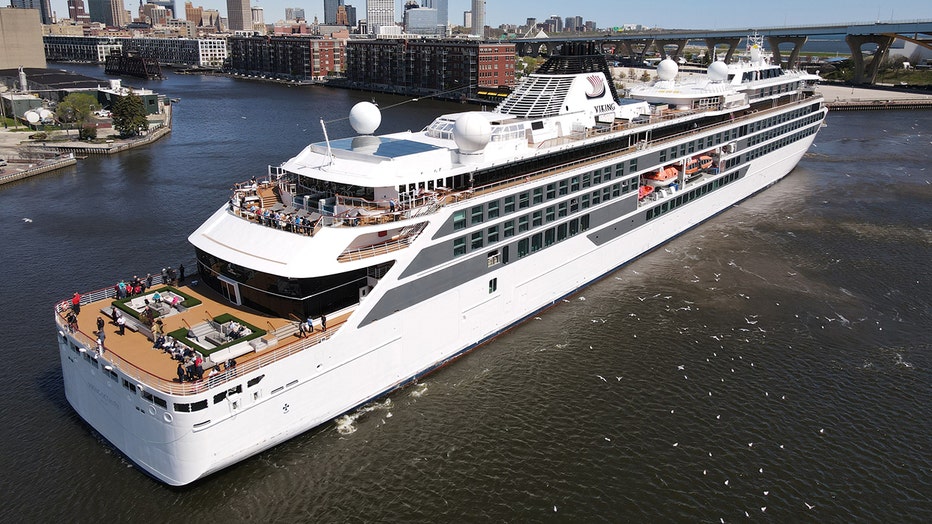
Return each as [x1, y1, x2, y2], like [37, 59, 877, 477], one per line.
[642, 165, 679, 187]
[638, 185, 654, 200]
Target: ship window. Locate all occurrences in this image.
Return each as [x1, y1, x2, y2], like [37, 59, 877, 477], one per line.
[557, 223, 567, 241]
[518, 215, 529, 232]
[570, 176, 580, 192]
[545, 206, 555, 222]
[591, 190, 601, 205]
[546, 184, 556, 200]
[504, 196, 515, 214]
[659, 150, 666, 162]
[517, 238, 529, 258]
[122, 378, 136, 393]
[602, 186, 611, 201]
[558, 202, 568, 218]
[544, 228, 555, 246]
[488, 250, 500, 267]
[581, 194, 590, 209]
[471, 231, 484, 249]
[453, 210, 466, 230]
[558, 180, 568, 195]
[612, 184, 621, 198]
[487, 200, 500, 219]
[581, 214, 590, 231]
[629, 159, 637, 172]
[592, 171, 602, 185]
[518, 192, 530, 209]
[582, 172, 591, 188]
[531, 233, 542, 252]
[489, 278, 497, 293]
[532, 211, 542, 227]
[247, 375, 265, 388]
[453, 237, 466, 257]
[569, 219, 579, 236]
[214, 390, 228, 403]
[532, 187, 543, 204]
[471, 205, 484, 224]
[104, 367, 118, 381]
[503, 220, 514, 237]
[570, 198, 579, 213]
[487, 225, 499, 244]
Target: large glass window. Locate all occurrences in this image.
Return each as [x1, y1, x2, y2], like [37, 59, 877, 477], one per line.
[487, 200, 500, 219]
[453, 210, 466, 230]
[453, 237, 466, 257]
[470, 205, 484, 225]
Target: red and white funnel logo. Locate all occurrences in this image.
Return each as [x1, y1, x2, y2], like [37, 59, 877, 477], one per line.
[585, 74, 606, 99]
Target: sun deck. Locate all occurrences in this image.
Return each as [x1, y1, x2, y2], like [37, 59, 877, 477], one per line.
[56, 279, 350, 396]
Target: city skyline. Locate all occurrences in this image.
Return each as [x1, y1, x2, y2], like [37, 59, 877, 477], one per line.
[45, 0, 932, 29]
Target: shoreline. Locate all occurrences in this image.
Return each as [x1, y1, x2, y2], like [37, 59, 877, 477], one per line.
[0, 103, 172, 186]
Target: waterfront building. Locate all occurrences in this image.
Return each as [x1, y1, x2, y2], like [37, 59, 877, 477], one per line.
[345, 39, 514, 98]
[227, 35, 345, 81]
[141, 4, 170, 25]
[87, 0, 129, 27]
[43, 34, 227, 67]
[0, 8, 47, 69]
[166, 18, 196, 38]
[226, 0, 251, 31]
[146, 0, 175, 18]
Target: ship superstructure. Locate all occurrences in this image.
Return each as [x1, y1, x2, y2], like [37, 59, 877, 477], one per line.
[56, 41, 826, 485]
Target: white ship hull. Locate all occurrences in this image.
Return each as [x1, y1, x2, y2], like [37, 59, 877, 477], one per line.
[59, 129, 817, 486]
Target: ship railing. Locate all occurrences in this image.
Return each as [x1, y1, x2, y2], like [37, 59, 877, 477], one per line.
[336, 222, 428, 262]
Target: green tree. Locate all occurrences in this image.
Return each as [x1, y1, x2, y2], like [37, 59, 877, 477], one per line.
[111, 90, 149, 137]
[57, 92, 100, 126]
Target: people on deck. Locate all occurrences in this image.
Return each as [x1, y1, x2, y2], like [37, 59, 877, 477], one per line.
[71, 292, 81, 315]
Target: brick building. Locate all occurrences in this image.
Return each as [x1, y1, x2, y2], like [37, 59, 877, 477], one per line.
[345, 40, 515, 99]
[227, 35, 345, 81]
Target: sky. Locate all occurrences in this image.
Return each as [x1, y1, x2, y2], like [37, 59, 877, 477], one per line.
[50, 0, 931, 30]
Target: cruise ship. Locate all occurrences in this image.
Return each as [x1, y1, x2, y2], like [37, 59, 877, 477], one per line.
[55, 40, 827, 485]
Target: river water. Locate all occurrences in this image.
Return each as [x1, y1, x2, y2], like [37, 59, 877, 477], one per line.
[1, 65, 929, 522]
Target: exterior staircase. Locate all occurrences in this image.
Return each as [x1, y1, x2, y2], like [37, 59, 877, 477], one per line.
[257, 185, 279, 208]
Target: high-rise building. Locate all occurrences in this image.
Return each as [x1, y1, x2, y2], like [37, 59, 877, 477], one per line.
[366, 0, 394, 34]
[147, 0, 176, 18]
[335, 5, 348, 26]
[422, 0, 447, 27]
[251, 6, 264, 31]
[323, 0, 342, 25]
[68, 0, 92, 23]
[11, 0, 54, 24]
[285, 7, 305, 21]
[469, 0, 484, 37]
[88, 0, 128, 27]
[226, 0, 251, 31]
[184, 1, 202, 24]
[404, 7, 439, 36]
[344, 4, 356, 27]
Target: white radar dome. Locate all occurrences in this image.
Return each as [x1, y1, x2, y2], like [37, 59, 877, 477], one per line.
[749, 44, 762, 62]
[453, 113, 491, 153]
[656, 58, 679, 81]
[349, 101, 381, 135]
[708, 61, 729, 82]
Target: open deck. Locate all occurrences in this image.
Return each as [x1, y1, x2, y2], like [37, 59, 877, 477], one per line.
[56, 278, 350, 396]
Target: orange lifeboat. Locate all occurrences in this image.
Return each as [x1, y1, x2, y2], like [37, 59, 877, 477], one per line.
[638, 185, 654, 200]
[685, 155, 714, 175]
[642, 165, 679, 187]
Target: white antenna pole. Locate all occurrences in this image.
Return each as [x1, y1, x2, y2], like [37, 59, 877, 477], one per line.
[320, 118, 334, 165]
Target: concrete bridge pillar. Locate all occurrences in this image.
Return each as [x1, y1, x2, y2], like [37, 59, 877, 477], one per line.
[846, 34, 895, 84]
[654, 39, 688, 60]
[622, 39, 654, 64]
[766, 35, 808, 68]
[704, 37, 742, 63]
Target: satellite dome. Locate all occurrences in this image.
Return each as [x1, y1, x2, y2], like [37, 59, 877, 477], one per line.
[656, 58, 679, 81]
[708, 61, 729, 81]
[24, 110, 40, 124]
[749, 44, 762, 62]
[452, 113, 491, 153]
[349, 101, 381, 135]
